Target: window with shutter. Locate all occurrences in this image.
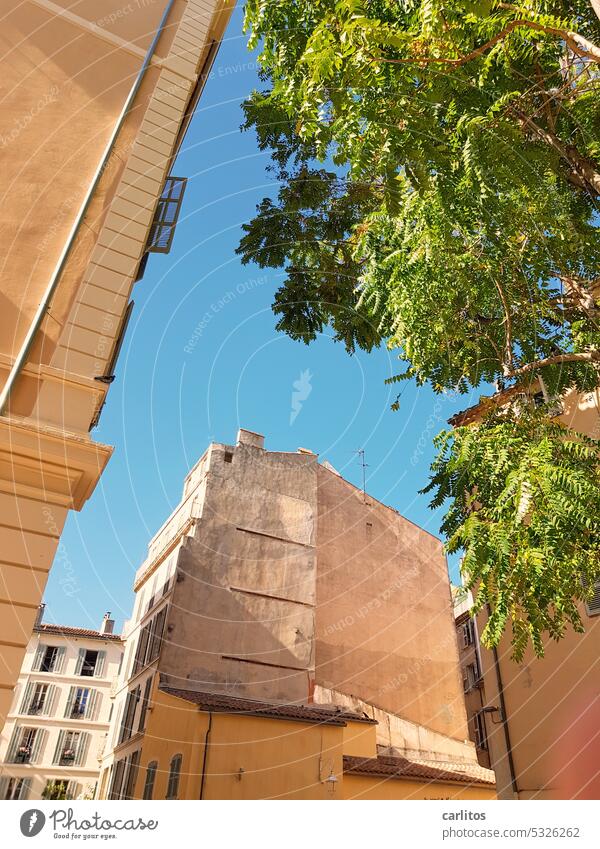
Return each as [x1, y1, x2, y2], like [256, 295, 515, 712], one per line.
[53, 730, 66, 766]
[142, 761, 157, 800]
[32, 646, 45, 672]
[123, 750, 140, 800]
[166, 753, 182, 799]
[74, 732, 90, 767]
[95, 651, 106, 677]
[19, 682, 34, 714]
[586, 580, 600, 616]
[146, 177, 187, 254]
[30, 728, 47, 764]
[54, 646, 66, 673]
[109, 758, 126, 800]
[138, 675, 153, 732]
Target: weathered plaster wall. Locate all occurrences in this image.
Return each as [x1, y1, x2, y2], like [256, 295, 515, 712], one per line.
[314, 466, 468, 741]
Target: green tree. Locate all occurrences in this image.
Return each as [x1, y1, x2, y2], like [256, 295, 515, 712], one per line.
[238, 0, 600, 658]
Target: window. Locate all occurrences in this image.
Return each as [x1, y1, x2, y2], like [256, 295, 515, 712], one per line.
[6, 727, 46, 764]
[122, 750, 141, 800]
[142, 761, 158, 800]
[34, 645, 64, 673]
[20, 682, 55, 716]
[146, 177, 187, 254]
[118, 686, 141, 744]
[65, 687, 96, 720]
[166, 754, 182, 799]
[133, 625, 151, 675]
[586, 579, 600, 617]
[75, 649, 106, 678]
[474, 712, 488, 750]
[109, 758, 126, 800]
[80, 651, 98, 677]
[53, 730, 89, 767]
[463, 662, 480, 692]
[1, 777, 30, 800]
[28, 683, 49, 715]
[462, 620, 475, 647]
[223, 451, 233, 463]
[147, 607, 167, 664]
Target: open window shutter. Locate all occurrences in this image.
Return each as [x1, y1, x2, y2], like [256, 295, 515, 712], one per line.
[45, 684, 58, 717]
[75, 732, 90, 767]
[64, 687, 76, 718]
[19, 778, 32, 800]
[146, 177, 187, 253]
[95, 651, 106, 677]
[87, 690, 100, 721]
[5, 727, 21, 763]
[586, 580, 600, 615]
[32, 646, 44, 672]
[30, 728, 46, 764]
[19, 682, 34, 714]
[74, 649, 85, 676]
[53, 729, 66, 765]
[54, 646, 66, 673]
[0, 777, 7, 799]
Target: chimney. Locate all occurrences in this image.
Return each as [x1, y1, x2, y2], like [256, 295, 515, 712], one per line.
[100, 612, 115, 635]
[236, 428, 264, 450]
[35, 603, 45, 628]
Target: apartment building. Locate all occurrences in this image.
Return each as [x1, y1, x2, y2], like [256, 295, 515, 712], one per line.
[98, 427, 496, 800]
[453, 587, 490, 769]
[0, 607, 123, 801]
[0, 0, 234, 725]
[450, 388, 600, 799]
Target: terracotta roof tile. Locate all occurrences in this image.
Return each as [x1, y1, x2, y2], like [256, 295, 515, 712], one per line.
[343, 755, 496, 786]
[160, 686, 377, 726]
[35, 623, 122, 642]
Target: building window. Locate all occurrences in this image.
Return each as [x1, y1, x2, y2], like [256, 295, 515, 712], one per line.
[14, 728, 37, 763]
[474, 712, 488, 750]
[166, 754, 182, 799]
[53, 730, 89, 767]
[36, 645, 63, 673]
[122, 750, 141, 800]
[109, 759, 126, 800]
[586, 579, 600, 617]
[20, 682, 55, 716]
[75, 649, 106, 678]
[28, 683, 49, 715]
[118, 686, 141, 744]
[223, 451, 233, 463]
[146, 177, 187, 254]
[142, 761, 158, 800]
[463, 662, 480, 692]
[1, 777, 30, 800]
[80, 650, 98, 676]
[462, 620, 475, 647]
[65, 687, 95, 720]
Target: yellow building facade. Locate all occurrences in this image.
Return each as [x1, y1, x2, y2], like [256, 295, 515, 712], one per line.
[97, 683, 496, 801]
[0, 0, 234, 725]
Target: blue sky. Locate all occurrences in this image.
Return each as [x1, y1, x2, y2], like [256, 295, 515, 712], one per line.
[42, 4, 480, 632]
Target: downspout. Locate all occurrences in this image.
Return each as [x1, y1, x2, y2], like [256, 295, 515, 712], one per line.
[199, 711, 213, 800]
[487, 604, 519, 797]
[0, 0, 178, 415]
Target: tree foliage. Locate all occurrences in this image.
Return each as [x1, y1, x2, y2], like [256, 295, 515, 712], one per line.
[239, 0, 600, 658]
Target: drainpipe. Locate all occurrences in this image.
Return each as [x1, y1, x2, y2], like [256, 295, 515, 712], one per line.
[0, 0, 178, 415]
[199, 711, 213, 800]
[487, 604, 519, 797]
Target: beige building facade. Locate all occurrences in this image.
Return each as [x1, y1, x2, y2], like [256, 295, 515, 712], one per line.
[451, 388, 600, 799]
[99, 428, 495, 799]
[0, 0, 234, 726]
[0, 607, 123, 800]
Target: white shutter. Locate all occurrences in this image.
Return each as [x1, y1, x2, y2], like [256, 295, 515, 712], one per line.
[32, 646, 45, 672]
[95, 651, 106, 677]
[75, 732, 90, 767]
[86, 690, 99, 720]
[19, 682, 34, 714]
[45, 684, 58, 717]
[74, 649, 86, 676]
[19, 778, 32, 800]
[54, 646, 66, 673]
[30, 728, 47, 764]
[64, 687, 76, 719]
[53, 729, 66, 765]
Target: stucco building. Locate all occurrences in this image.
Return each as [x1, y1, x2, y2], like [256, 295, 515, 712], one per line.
[0, 0, 234, 726]
[98, 428, 495, 799]
[450, 388, 600, 799]
[453, 587, 490, 769]
[0, 606, 123, 800]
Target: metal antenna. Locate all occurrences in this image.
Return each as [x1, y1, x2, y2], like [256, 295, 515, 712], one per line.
[355, 449, 369, 502]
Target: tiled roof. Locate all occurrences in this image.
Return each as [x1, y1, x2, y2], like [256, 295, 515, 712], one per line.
[160, 686, 377, 726]
[343, 755, 496, 786]
[34, 623, 122, 642]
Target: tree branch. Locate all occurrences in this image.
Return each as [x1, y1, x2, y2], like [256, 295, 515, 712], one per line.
[509, 351, 600, 378]
[493, 278, 514, 376]
[374, 19, 600, 67]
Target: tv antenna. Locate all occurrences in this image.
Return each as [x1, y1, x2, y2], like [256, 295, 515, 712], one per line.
[355, 449, 369, 502]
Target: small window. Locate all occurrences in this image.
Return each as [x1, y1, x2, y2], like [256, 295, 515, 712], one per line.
[462, 620, 475, 647]
[166, 753, 182, 799]
[143, 761, 158, 800]
[28, 683, 49, 715]
[463, 662, 480, 692]
[474, 712, 488, 750]
[80, 651, 99, 677]
[71, 688, 90, 718]
[223, 451, 233, 464]
[3, 777, 29, 800]
[586, 579, 600, 617]
[40, 646, 59, 673]
[146, 177, 187, 254]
